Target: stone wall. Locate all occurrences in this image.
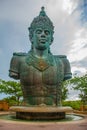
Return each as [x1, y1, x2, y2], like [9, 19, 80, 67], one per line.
[0, 101, 9, 111]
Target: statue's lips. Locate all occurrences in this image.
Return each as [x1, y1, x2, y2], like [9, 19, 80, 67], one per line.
[39, 39, 47, 43]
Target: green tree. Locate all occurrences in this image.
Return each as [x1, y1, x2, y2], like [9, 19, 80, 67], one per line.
[68, 74, 87, 105]
[0, 79, 23, 105]
[61, 81, 69, 101]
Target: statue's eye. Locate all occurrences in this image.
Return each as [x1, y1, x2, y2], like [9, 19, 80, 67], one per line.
[45, 30, 50, 35]
[36, 29, 42, 34]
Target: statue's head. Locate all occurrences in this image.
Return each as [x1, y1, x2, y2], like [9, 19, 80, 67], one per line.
[28, 7, 54, 48]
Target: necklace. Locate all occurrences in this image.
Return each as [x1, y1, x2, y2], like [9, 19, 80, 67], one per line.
[26, 51, 54, 71]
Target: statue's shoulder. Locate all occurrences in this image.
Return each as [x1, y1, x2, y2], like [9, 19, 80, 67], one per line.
[11, 52, 28, 63]
[13, 52, 27, 57]
[54, 55, 72, 80]
[54, 55, 68, 65]
[56, 55, 67, 58]
[54, 55, 67, 60]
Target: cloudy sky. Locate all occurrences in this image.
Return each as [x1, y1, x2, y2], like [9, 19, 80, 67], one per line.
[0, 0, 87, 99]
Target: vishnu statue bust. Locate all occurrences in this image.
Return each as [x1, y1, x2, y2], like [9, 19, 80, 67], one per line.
[9, 7, 72, 107]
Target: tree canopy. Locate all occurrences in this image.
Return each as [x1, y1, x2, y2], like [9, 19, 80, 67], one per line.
[0, 79, 23, 105]
[66, 74, 87, 105]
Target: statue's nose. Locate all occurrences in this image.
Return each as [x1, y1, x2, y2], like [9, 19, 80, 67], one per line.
[41, 31, 46, 37]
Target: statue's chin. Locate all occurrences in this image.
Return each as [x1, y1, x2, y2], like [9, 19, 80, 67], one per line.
[37, 45, 48, 50]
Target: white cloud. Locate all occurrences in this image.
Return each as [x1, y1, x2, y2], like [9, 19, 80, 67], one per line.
[68, 27, 87, 63]
[68, 43, 87, 62]
[63, 0, 77, 14]
[71, 66, 86, 74]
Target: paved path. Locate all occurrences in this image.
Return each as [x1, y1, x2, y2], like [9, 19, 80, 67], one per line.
[0, 112, 87, 130]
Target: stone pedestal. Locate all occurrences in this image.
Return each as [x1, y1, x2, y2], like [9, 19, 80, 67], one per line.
[10, 106, 73, 120]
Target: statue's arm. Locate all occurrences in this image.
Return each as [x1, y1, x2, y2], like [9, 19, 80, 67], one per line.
[58, 55, 72, 81]
[62, 56, 72, 81]
[9, 53, 20, 79]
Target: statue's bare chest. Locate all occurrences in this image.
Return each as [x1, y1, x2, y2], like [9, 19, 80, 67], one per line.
[20, 64, 58, 85]
[19, 54, 64, 86]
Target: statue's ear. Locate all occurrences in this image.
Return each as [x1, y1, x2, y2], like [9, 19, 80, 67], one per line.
[50, 37, 54, 45]
[29, 34, 33, 44]
[31, 38, 34, 44]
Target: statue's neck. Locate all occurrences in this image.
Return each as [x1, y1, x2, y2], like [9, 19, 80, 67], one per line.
[32, 48, 49, 58]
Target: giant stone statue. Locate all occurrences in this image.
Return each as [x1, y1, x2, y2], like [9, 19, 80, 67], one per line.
[9, 7, 72, 119]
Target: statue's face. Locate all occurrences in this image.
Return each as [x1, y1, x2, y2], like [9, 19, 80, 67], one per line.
[32, 27, 52, 50]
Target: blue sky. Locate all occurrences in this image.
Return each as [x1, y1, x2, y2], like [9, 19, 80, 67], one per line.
[0, 0, 87, 100]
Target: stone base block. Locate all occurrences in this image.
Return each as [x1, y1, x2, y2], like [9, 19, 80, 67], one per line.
[10, 106, 73, 120]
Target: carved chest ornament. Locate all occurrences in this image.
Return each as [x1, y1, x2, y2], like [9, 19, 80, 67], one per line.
[26, 52, 54, 71]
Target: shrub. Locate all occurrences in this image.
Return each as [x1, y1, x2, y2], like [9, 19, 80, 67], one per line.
[62, 100, 82, 110]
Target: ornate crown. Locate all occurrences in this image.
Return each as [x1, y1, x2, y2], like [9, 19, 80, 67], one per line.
[28, 7, 54, 43]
